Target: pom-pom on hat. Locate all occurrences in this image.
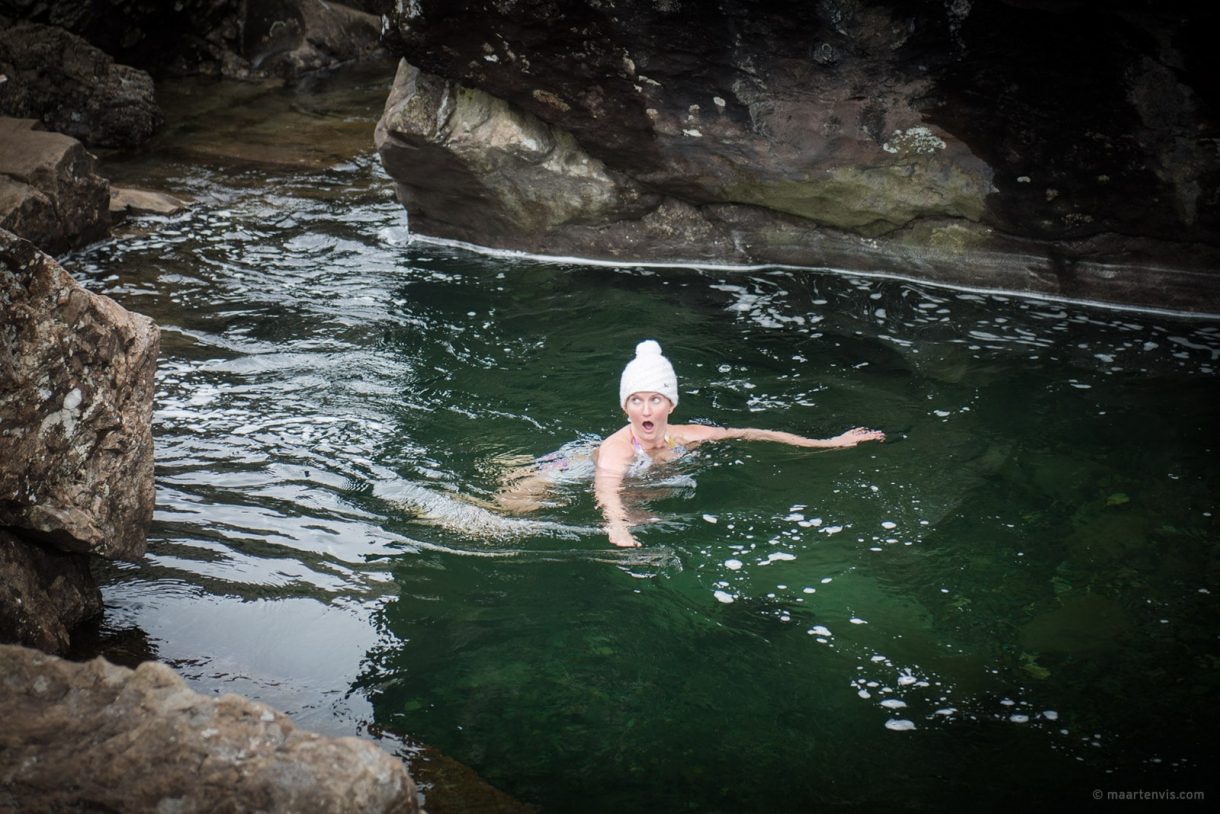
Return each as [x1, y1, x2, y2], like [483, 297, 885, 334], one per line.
[619, 340, 679, 409]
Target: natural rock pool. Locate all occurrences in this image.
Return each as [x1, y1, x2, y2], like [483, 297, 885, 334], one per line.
[65, 67, 1218, 809]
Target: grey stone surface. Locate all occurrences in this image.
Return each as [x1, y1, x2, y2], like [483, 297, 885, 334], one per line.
[0, 643, 419, 814]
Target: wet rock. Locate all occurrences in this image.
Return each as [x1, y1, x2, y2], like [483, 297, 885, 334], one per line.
[378, 0, 1220, 312]
[0, 530, 101, 654]
[109, 186, 190, 218]
[0, 643, 419, 814]
[0, 22, 161, 148]
[0, 117, 111, 253]
[243, 0, 383, 79]
[0, 227, 159, 561]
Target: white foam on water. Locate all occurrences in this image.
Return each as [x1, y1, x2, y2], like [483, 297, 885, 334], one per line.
[885, 719, 916, 731]
[713, 590, 735, 604]
[724, 558, 743, 570]
[880, 699, 907, 709]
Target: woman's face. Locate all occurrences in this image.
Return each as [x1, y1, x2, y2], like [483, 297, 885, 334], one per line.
[624, 391, 674, 442]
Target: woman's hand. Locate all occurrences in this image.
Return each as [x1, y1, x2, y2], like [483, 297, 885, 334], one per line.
[607, 524, 641, 548]
[831, 427, 886, 447]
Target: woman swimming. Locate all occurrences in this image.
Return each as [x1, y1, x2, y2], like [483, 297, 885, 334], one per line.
[496, 340, 884, 548]
[595, 340, 884, 547]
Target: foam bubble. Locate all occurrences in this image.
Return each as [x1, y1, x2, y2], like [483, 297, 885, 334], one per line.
[713, 590, 735, 604]
[885, 719, 916, 731]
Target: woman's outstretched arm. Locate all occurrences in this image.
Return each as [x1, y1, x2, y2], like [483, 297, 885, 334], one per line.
[676, 425, 885, 448]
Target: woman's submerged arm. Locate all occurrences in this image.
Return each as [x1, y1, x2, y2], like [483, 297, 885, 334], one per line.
[593, 435, 641, 547]
[676, 424, 885, 448]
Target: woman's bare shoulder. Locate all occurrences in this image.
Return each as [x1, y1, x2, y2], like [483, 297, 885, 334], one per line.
[596, 426, 634, 466]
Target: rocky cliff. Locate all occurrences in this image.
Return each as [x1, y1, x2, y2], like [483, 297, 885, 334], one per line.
[0, 227, 158, 652]
[376, 0, 1220, 311]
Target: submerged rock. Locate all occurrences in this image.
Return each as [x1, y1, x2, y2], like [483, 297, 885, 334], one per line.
[378, 0, 1220, 312]
[0, 644, 419, 813]
[0, 118, 110, 254]
[0, 228, 158, 651]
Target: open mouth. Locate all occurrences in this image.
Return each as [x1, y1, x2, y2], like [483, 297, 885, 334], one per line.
[641, 421, 655, 433]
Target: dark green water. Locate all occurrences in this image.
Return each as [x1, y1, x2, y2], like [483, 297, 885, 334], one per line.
[66, 67, 1219, 811]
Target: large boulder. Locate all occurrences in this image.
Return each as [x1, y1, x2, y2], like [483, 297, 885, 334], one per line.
[0, 22, 161, 148]
[242, 0, 384, 79]
[0, 644, 419, 813]
[0, 117, 111, 254]
[0, 0, 385, 80]
[377, 0, 1220, 312]
[0, 228, 158, 651]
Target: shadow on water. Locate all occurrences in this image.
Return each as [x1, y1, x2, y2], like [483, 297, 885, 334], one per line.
[62, 59, 1220, 811]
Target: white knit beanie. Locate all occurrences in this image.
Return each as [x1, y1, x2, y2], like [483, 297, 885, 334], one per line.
[619, 340, 679, 409]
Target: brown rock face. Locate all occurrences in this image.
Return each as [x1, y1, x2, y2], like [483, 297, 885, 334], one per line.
[0, 644, 419, 814]
[0, 117, 111, 254]
[0, 227, 158, 560]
